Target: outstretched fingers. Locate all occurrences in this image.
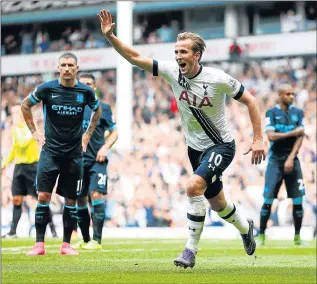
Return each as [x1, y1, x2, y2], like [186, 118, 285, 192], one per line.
[107, 10, 112, 23]
[97, 9, 106, 22]
[102, 9, 108, 22]
[253, 150, 266, 165]
[97, 14, 103, 23]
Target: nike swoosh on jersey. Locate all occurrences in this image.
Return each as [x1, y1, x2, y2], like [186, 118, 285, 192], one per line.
[52, 95, 59, 98]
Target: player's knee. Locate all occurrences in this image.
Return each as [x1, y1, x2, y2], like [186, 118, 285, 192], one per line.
[12, 196, 23, 206]
[64, 198, 76, 207]
[186, 178, 205, 197]
[37, 192, 51, 204]
[91, 191, 103, 201]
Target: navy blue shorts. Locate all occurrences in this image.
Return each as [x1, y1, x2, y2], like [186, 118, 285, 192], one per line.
[188, 140, 235, 199]
[80, 159, 108, 197]
[57, 159, 108, 198]
[264, 158, 305, 199]
[36, 150, 83, 200]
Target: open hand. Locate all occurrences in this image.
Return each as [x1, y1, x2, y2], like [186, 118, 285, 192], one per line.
[243, 139, 266, 165]
[97, 9, 115, 37]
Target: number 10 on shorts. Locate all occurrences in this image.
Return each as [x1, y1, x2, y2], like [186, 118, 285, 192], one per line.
[208, 152, 222, 166]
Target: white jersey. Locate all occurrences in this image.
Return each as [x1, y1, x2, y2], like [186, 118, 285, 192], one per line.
[154, 60, 243, 151]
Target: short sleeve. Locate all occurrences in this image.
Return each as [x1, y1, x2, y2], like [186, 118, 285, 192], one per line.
[217, 71, 244, 100]
[265, 109, 276, 131]
[298, 109, 304, 127]
[29, 83, 48, 104]
[102, 104, 116, 131]
[87, 87, 100, 111]
[153, 60, 178, 83]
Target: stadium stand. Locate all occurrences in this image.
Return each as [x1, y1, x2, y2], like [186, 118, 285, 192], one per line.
[2, 55, 316, 234]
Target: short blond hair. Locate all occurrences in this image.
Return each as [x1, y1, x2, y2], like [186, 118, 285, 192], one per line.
[177, 32, 206, 62]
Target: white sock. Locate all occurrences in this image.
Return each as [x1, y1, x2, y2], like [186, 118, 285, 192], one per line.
[217, 202, 249, 234]
[185, 195, 206, 253]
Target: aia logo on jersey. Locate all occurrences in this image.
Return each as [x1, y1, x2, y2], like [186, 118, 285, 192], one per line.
[179, 91, 213, 108]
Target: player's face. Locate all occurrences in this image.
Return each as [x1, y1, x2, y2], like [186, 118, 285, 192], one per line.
[79, 77, 96, 90]
[280, 88, 295, 105]
[58, 57, 78, 81]
[175, 39, 200, 78]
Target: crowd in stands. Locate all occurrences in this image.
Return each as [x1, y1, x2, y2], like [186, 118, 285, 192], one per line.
[1, 56, 316, 236]
[2, 5, 316, 56]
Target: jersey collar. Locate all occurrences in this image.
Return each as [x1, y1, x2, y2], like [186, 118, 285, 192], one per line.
[276, 104, 293, 110]
[58, 78, 78, 86]
[188, 64, 203, 80]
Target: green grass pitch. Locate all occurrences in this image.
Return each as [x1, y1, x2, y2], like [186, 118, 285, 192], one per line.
[2, 238, 316, 284]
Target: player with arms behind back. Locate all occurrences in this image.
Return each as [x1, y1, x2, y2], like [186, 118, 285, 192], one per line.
[21, 52, 101, 256]
[58, 73, 118, 250]
[258, 84, 306, 246]
[97, 10, 266, 268]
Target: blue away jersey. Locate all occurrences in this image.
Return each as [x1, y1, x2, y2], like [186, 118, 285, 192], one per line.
[30, 79, 99, 157]
[82, 102, 116, 162]
[265, 104, 304, 160]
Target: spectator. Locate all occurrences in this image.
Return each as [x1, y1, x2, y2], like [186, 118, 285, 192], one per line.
[4, 35, 19, 54]
[281, 10, 302, 33]
[85, 35, 98, 49]
[157, 24, 174, 43]
[20, 31, 33, 54]
[229, 39, 242, 62]
[36, 34, 50, 53]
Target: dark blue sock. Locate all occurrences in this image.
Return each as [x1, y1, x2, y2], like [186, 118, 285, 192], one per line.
[92, 200, 105, 244]
[259, 204, 272, 234]
[77, 206, 91, 243]
[63, 205, 78, 243]
[35, 203, 50, 242]
[293, 204, 303, 235]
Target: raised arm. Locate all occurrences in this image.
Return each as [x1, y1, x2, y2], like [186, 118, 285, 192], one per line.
[97, 10, 153, 73]
[237, 90, 266, 164]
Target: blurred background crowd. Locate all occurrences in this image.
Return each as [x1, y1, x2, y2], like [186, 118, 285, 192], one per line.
[1, 0, 316, 238]
[2, 55, 316, 234]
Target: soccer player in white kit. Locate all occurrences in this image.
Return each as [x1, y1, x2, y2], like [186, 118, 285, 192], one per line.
[98, 10, 266, 268]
